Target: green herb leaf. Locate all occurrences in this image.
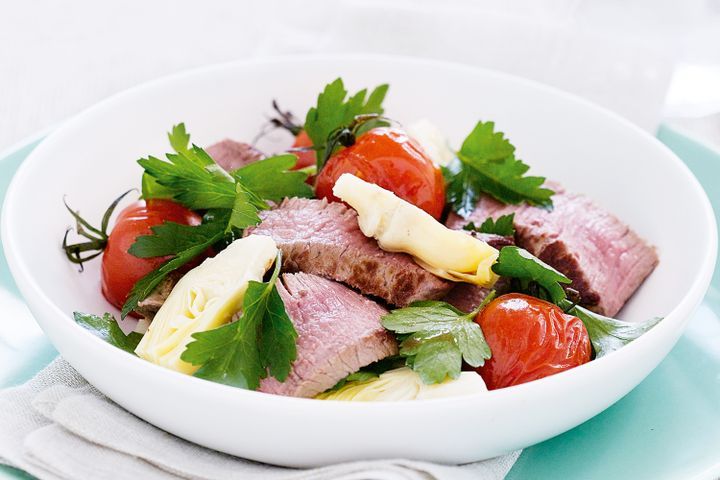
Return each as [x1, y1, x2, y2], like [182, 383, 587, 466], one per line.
[381, 300, 491, 384]
[128, 220, 225, 258]
[73, 312, 143, 354]
[130, 125, 312, 315]
[460, 121, 515, 161]
[304, 78, 389, 165]
[443, 159, 483, 218]
[167, 123, 191, 155]
[138, 151, 236, 210]
[142, 125, 309, 210]
[402, 334, 462, 384]
[446, 121, 554, 215]
[141, 172, 174, 199]
[362, 84, 390, 115]
[325, 356, 406, 392]
[560, 301, 662, 358]
[231, 154, 312, 202]
[121, 214, 228, 318]
[180, 254, 298, 389]
[229, 182, 268, 231]
[138, 123, 236, 209]
[326, 371, 378, 393]
[463, 213, 515, 236]
[492, 246, 571, 304]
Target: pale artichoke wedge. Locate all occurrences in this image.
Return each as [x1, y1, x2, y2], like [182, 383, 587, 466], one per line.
[316, 367, 487, 401]
[135, 234, 278, 373]
[333, 174, 499, 286]
[406, 119, 455, 167]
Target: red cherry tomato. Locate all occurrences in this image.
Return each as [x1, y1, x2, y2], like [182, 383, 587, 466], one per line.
[101, 199, 202, 312]
[475, 293, 591, 390]
[314, 127, 446, 219]
[291, 130, 316, 170]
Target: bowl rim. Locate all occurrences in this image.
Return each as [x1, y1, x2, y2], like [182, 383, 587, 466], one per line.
[2, 53, 717, 409]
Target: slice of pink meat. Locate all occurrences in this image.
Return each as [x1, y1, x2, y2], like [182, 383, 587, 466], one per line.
[447, 184, 658, 317]
[206, 139, 264, 172]
[259, 273, 397, 398]
[246, 198, 452, 306]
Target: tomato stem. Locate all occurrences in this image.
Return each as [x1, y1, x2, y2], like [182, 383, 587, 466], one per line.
[561, 288, 582, 313]
[268, 100, 303, 136]
[318, 113, 392, 175]
[62, 189, 135, 271]
[468, 289, 497, 319]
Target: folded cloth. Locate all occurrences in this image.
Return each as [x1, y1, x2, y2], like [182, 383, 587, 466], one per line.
[0, 358, 520, 480]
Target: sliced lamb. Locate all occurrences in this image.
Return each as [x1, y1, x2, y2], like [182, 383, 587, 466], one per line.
[469, 232, 515, 250]
[246, 198, 452, 306]
[443, 283, 495, 313]
[134, 272, 181, 319]
[446, 185, 658, 317]
[206, 139, 264, 172]
[259, 273, 397, 398]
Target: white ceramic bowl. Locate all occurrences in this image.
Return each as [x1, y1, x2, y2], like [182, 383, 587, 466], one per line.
[2, 56, 717, 467]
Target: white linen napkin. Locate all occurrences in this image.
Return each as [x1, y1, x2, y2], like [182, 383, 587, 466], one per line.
[0, 358, 520, 480]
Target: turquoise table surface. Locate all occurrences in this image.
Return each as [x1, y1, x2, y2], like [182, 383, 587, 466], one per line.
[1, 126, 719, 480]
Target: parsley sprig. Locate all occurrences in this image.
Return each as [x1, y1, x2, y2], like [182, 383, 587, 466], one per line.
[231, 154, 312, 202]
[561, 301, 661, 357]
[139, 126, 236, 210]
[73, 312, 142, 354]
[304, 78, 389, 170]
[492, 246, 571, 304]
[492, 246, 662, 357]
[120, 124, 312, 317]
[180, 253, 298, 389]
[326, 356, 405, 392]
[463, 213, 516, 237]
[445, 121, 554, 216]
[381, 296, 494, 384]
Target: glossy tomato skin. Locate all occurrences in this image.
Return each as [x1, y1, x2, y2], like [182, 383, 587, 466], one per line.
[291, 131, 316, 185]
[101, 199, 202, 312]
[314, 127, 446, 219]
[291, 131, 317, 170]
[475, 293, 591, 390]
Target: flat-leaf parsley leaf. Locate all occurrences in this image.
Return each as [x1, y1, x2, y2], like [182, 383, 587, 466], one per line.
[463, 213, 516, 237]
[73, 312, 143, 354]
[492, 246, 571, 304]
[381, 298, 494, 384]
[126, 125, 311, 316]
[180, 253, 298, 389]
[445, 121, 554, 216]
[304, 78, 389, 167]
[560, 301, 662, 358]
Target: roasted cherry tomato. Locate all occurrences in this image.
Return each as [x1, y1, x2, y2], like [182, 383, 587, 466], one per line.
[290, 131, 317, 184]
[314, 127, 446, 219]
[101, 199, 202, 311]
[475, 293, 591, 389]
[291, 130, 317, 170]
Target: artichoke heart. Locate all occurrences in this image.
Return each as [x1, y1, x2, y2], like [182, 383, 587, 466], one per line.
[316, 367, 487, 401]
[134, 234, 278, 373]
[406, 119, 455, 167]
[332, 174, 499, 286]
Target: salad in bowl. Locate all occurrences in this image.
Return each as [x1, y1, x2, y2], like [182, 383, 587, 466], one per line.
[62, 78, 661, 401]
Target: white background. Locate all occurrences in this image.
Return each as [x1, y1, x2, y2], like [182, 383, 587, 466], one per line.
[1, 0, 720, 150]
